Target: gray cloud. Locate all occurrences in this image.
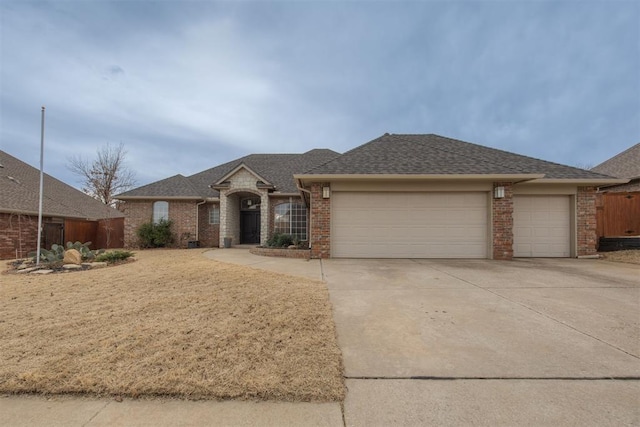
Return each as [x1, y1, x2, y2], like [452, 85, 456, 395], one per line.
[1, 0, 637, 188]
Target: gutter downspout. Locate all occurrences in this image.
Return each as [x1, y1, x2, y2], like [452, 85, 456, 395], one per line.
[195, 200, 207, 241]
[296, 179, 312, 249]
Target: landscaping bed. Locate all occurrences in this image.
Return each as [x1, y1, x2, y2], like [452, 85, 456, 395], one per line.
[599, 249, 640, 265]
[0, 249, 344, 401]
[250, 247, 311, 259]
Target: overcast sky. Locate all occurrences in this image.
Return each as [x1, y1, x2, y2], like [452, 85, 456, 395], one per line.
[1, 1, 638, 190]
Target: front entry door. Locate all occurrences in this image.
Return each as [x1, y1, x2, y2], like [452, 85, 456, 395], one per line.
[240, 211, 260, 244]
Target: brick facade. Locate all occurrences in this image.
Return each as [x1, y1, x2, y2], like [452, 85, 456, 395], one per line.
[121, 200, 219, 248]
[0, 212, 39, 259]
[577, 186, 597, 256]
[121, 200, 151, 247]
[310, 183, 331, 259]
[119, 181, 598, 259]
[492, 182, 514, 260]
[198, 202, 220, 248]
[170, 201, 199, 247]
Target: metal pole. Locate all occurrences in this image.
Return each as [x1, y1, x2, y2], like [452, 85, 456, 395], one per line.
[36, 106, 45, 265]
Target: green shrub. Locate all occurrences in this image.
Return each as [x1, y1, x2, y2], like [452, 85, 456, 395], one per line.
[137, 219, 175, 248]
[267, 233, 294, 248]
[95, 250, 134, 264]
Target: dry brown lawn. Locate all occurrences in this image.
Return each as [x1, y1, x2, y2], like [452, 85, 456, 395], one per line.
[600, 249, 640, 265]
[0, 250, 344, 401]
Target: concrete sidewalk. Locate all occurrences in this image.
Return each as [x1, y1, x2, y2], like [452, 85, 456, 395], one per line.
[0, 395, 343, 427]
[203, 248, 323, 281]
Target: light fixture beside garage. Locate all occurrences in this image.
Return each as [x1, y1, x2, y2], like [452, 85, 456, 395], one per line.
[322, 186, 331, 199]
[494, 186, 505, 199]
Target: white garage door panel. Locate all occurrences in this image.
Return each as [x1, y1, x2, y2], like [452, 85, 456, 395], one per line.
[332, 192, 488, 258]
[513, 196, 571, 257]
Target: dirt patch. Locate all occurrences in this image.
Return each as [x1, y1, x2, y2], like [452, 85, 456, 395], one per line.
[600, 250, 640, 265]
[0, 250, 344, 401]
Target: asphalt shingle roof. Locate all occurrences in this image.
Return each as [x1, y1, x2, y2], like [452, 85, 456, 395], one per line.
[304, 134, 616, 180]
[591, 143, 640, 179]
[0, 150, 124, 220]
[116, 149, 340, 199]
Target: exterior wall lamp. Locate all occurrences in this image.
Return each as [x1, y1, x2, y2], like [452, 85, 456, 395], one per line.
[494, 186, 505, 199]
[322, 186, 331, 199]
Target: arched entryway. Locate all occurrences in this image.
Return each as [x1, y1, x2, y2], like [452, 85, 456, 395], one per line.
[222, 190, 263, 245]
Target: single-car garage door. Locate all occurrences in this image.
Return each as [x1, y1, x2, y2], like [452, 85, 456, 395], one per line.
[513, 195, 571, 257]
[332, 192, 488, 258]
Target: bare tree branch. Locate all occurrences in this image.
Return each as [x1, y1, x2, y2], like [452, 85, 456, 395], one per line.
[67, 142, 137, 206]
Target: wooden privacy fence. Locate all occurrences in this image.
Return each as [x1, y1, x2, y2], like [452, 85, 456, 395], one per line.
[64, 217, 124, 249]
[596, 192, 640, 238]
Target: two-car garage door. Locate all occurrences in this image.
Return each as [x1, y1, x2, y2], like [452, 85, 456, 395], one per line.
[331, 192, 572, 258]
[332, 192, 488, 258]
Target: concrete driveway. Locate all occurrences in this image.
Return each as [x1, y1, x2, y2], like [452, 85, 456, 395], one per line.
[322, 258, 640, 426]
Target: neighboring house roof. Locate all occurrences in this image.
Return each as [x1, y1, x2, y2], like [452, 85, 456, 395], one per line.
[116, 149, 340, 199]
[300, 133, 618, 181]
[0, 150, 124, 220]
[591, 143, 640, 180]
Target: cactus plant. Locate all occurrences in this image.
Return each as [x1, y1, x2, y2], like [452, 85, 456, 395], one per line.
[29, 241, 105, 264]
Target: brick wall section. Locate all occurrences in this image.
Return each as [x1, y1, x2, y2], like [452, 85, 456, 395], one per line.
[492, 182, 514, 260]
[121, 200, 203, 248]
[310, 183, 331, 259]
[198, 202, 219, 247]
[170, 201, 198, 247]
[0, 212, 40, 259]
[577, 186, 597, 256]
[121, 201, 151, 247]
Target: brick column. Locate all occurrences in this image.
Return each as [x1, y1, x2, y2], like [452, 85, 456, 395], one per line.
[492, 182, 513, 260]
[577, 186, 597, 256]
[310, 183, 331, 259]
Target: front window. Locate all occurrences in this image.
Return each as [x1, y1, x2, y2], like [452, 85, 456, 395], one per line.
[152, 201, 169, 224]
[209, 205, 220, 224]
[274, 202, 307, 240]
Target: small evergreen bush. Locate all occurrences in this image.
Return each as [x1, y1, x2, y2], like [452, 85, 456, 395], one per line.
[267, 233, 294, 248]
[137, 219, 175, 248]
[95, 250, 134, 264]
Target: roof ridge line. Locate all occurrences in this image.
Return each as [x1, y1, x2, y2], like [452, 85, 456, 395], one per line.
[389, 134, 526, 175]
[393, 134, 615, 180]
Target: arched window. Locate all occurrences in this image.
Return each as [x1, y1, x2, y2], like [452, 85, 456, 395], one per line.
[153, 201, 169, 224]
[274, 202, 307, 240]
